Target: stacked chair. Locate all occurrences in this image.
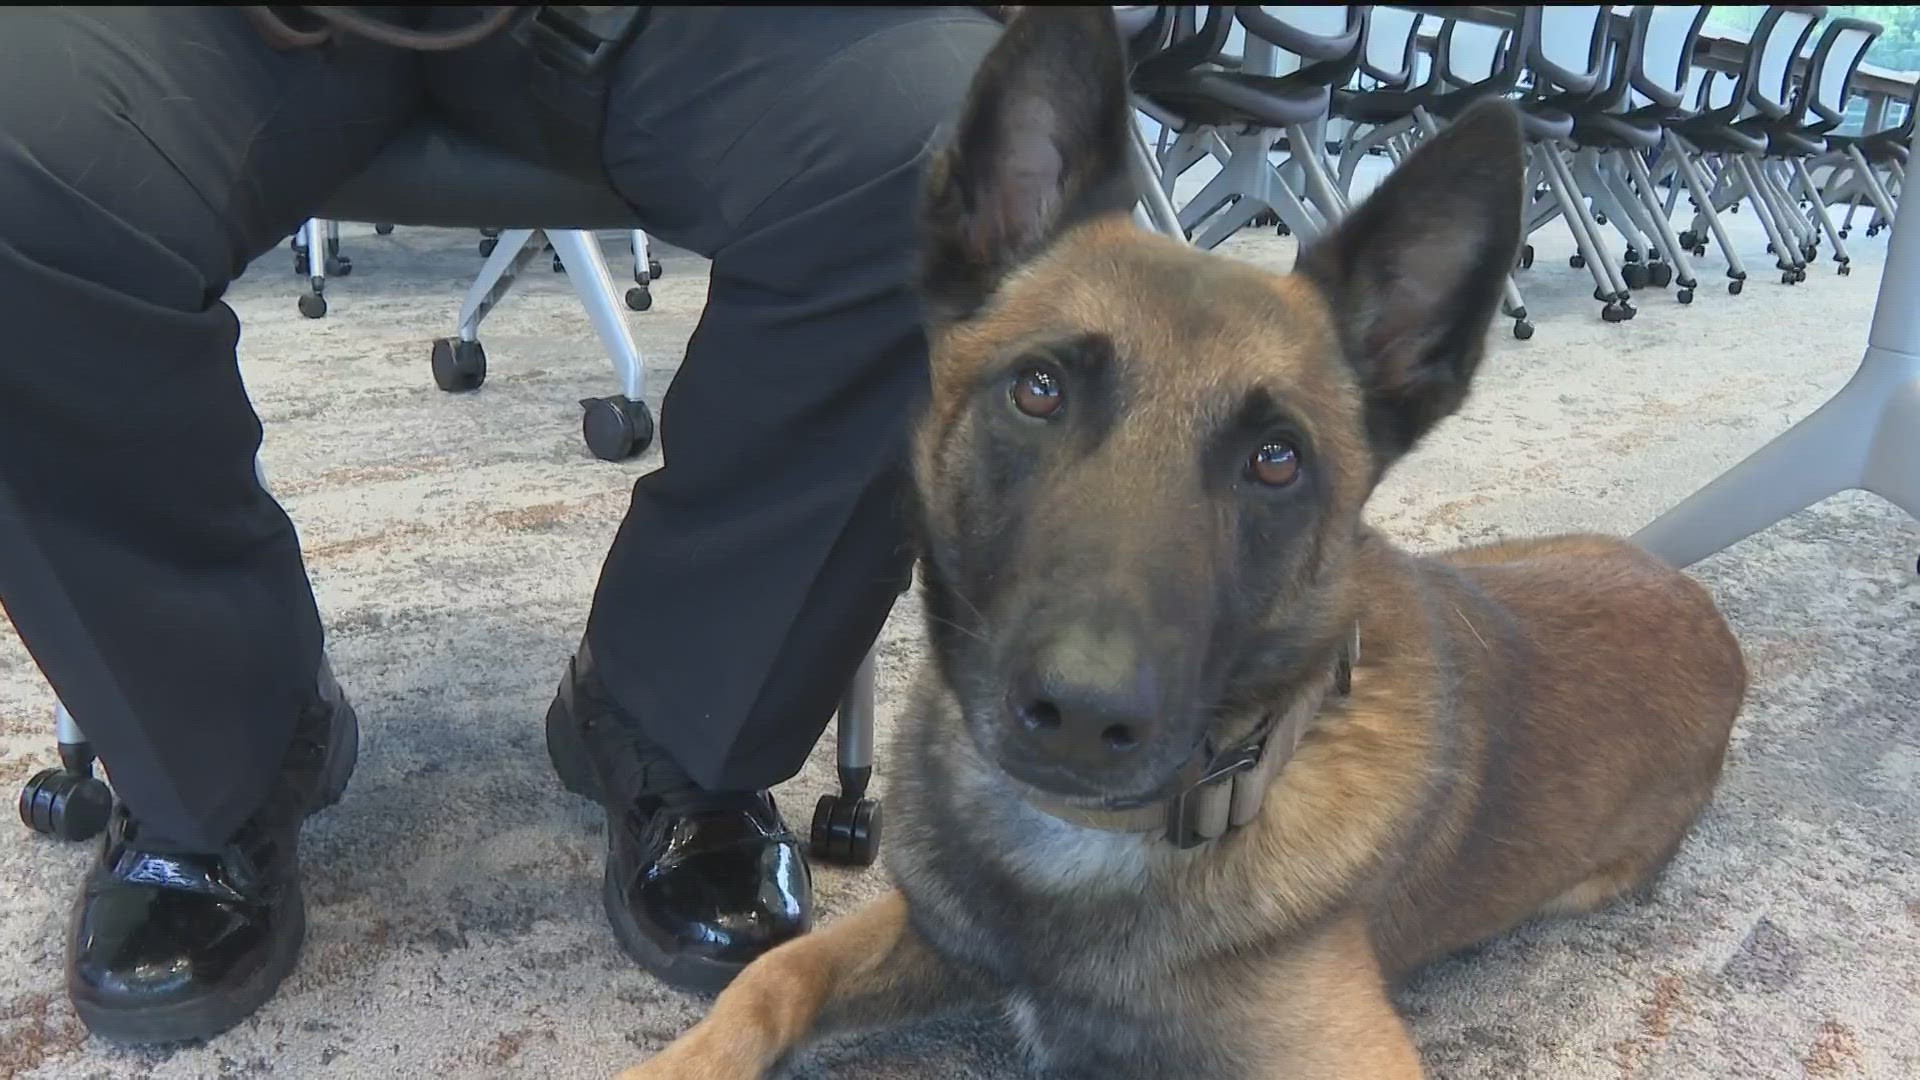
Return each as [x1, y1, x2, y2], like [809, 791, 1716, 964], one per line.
[1124, 6, 1908, 340]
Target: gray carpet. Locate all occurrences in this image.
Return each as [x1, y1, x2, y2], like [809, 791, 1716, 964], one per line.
[2, 200, 1916, 1079]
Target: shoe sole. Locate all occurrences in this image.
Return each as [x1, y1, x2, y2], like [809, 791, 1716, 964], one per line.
[69, 684, 354, 1045]
[71, 881, 309, 1045]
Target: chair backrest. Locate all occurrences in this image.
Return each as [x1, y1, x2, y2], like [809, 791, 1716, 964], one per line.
[1435, 10, 1539, 95]
[1131, 4, 1235, 86]
[1234, 6, 1364, 86]
[1528, 5, 1612, 97]
[1358, 7, 1426, 89]
[1630, 4, 1710, 109]
[1798, 17, 1883, 128]
[1114, 5, 1175, 60]
[1740, 6, 1826, 119]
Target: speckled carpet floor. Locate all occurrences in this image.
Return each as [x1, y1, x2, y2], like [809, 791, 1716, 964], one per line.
[2, 180, 1916, 1079]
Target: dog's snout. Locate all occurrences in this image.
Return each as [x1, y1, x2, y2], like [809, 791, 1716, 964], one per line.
[1012, 675, 1153, 762]
[1002, 622, 1168, 788]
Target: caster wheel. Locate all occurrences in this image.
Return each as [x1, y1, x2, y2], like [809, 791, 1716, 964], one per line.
[374, 223, 394, 236]
[1570, 254, 1586, 269]
[430, 337, 487, 392]
[1594, 211, 1608, 225]
[1518, 244, 1535, 270]
[19, 768, 113, 842]
[1728, 278, 1744, 296]
[1648, 262, 1673, 288]
[648, 258, 664, 280]
[478, 236, 498, 257]
[1767, 242, 1775, 254]
[1781, 270, 1795, 285]
[1677, 288, 1694, 305]
[294, 254, 310, 275]
[1837, 262, 1852, 277]
[1678, 230, 1698, 248]
[1840, 228, 1850, 239]
[580, 395, 655, 461]
[1594, 287, 1614, 303]
[328, 254, 352, 277]
[625, 286, 653, 312]
[810, 793, 882, 867]
[552, 254, 565, 273]
[1867, 225, 1880, 238]
[1622, 263, 1650, 290]
[1512, 319, 1535, 340]
[1804, 244, 1818, 262]
[1275, 222, 1292, 237]
[298, 292, 327, 319]
[1692, 244, 1707, 258]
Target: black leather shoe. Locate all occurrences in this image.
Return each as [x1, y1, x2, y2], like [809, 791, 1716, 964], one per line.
[546, 642, 813, 993]
[66, 664, 358, 1045]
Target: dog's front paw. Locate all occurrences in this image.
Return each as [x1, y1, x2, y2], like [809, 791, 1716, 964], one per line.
[615, 1024, 765, 1080]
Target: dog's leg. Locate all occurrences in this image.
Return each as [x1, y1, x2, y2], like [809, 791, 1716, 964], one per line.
[1254, 917, 1427, 1080]
[615, 890, 981, 1080]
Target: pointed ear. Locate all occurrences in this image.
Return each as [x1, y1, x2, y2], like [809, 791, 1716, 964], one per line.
[919, 6, 1143, 323]
[1296, 99, 1526, 476]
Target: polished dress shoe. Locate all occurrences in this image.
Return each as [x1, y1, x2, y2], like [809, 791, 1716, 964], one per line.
[546, 642, 813, 993]
[67, 664, 358, 1044]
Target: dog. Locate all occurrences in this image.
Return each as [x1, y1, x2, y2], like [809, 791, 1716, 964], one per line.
[616, 8, 1747, 1079]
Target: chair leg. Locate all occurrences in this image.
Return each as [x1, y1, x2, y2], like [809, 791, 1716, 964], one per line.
[298, 217, 329, 319]
[537, 230, 656, 462]
[546, 229, 647, 406]
[1793, 158, 1853, 270]
[810, 641, 884, 867]
[1671, 137, 1748, 287]
[1731, 156, 1802, 279]
[1537, 142, 1633, 314]
[1287, 122, 1350, 223]
[1849, 145, 1900, 224]
[456, 228, 540, 344]
[1634, 168, 1920, 567]
[1622, 147, 1702, 294]
[1128, 117, 1188, 241]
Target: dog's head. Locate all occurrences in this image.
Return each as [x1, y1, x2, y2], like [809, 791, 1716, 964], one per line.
[912, 8, 1523, 806]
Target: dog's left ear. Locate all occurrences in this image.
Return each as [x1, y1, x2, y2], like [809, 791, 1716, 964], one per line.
[1297, 99, 1527, 476]
[919, 6, 1142, 323]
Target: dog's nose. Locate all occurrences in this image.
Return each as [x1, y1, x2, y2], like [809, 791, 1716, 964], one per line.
[1005, 665, 1159, 777]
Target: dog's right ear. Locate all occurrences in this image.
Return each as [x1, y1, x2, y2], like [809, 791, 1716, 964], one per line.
[919, 6, 1142, 323]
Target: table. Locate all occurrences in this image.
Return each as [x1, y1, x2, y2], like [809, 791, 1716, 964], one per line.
[1400, 5, 1920, 565]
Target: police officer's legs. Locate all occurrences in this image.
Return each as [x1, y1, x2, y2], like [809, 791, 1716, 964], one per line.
[541, 7, 1002, 990]
[0, 7, 416, 1043]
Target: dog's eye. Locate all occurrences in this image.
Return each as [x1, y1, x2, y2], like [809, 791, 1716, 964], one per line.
[1247, 440, 1301, 487]
[1011, 367, 1065, 419]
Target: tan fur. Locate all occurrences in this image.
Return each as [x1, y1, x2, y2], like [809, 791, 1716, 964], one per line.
[615, 212, 1746, 1078]
[616, 18, 1745, 1074]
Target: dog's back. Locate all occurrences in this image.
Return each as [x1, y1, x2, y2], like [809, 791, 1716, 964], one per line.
[1358, 531, 1747, 976]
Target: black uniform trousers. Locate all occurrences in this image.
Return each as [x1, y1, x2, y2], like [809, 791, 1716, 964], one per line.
[0, 7, 1000, 853]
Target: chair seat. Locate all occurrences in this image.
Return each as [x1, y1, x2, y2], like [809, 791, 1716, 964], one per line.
[1330, 87, 1429, 125]
[318, 119, 643, 230]
[1763, 127, 1828, 158]
[1670, 117, 1769, 155]
[1142, 72, 1332, 131]
[1826, 130, 1912, 165]
[1514, 104, 1576, 144]
[1568, 111, 1663, 151]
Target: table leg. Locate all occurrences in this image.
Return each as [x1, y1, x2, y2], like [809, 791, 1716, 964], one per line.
[1632, 129, 1917, 568]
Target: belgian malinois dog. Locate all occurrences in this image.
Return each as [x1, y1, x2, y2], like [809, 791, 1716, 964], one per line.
[618, 7, 1746, 1078]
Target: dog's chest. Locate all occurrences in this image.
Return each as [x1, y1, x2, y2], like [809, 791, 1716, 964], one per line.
[900, 839, 1261, 1079]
